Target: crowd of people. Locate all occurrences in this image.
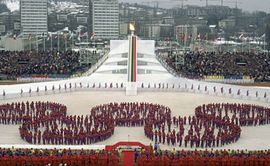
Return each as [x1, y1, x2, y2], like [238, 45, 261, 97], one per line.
[0, 147, 119, 165]
[135, 148, 270, 165]
[0, 50, 86, 79]
[144, 103, 270, 148]
[0, 101, 270, 148]
[160, 51, 270, 82]
[2, 145, 270, 165]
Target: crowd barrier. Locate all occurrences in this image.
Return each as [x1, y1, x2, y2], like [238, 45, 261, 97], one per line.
[0, 82, 269, 103]
[203, 75, 254, 84]
[17, 74, 69, 83]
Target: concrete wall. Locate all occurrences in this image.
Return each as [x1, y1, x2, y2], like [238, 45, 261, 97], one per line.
[4, 37, 25, 51]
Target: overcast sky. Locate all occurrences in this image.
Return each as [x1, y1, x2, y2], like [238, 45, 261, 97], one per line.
[120, 0, 270, 13]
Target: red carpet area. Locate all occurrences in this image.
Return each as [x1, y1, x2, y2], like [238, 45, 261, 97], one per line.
[122, 150, 134, 166]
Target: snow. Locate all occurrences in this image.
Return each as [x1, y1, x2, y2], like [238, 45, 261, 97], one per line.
[2, 0, 85, 13]
[0, 91, 269, 150]
[4, 0, 19, 12]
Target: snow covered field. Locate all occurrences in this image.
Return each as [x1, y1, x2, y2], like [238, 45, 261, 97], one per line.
[0, 90, 269, 150]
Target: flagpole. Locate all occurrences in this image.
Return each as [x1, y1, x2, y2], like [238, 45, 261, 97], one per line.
[65, 36, 67, 52]
[264, 34, 266, 52]
[248, 38, 250, 53]
[87, 32, 89, 47]
[36, 33, 39, 53]
[184, 25, 187, 48]
[29, 35, 32, 51]
[43, 34, 45, 52]
[58, 32, 60, 52]
[241, 40, 243, 52]
[71, 34, 73, 50]
[50, 34, 53, 52]
[212, 34, 214, 52]
[199, 34, 201, 52]
[181, 25, 184, 46]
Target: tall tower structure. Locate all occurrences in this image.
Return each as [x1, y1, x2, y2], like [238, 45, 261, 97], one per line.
[89, 0, 119, 39]
[126, 23, 137, 95]
[20, 0, 48, 38]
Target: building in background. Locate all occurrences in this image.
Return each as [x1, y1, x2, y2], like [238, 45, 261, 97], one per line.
[119, 22, 128, 36]
[89, 0, 119, 39]
[219, 18, 236, 29]
[20, 0, 48, 38]
[175, 25, 198, 43]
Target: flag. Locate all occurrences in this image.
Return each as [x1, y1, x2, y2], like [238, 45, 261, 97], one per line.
[64, 32, 68, 41]
[204, 33, 208, 41]
[212, 34, 216, 41]
[238, 33, 244, 39]
[47, 32, 52, 41]
[80, 32, 88, 37]
[189, 34, 192, 40]
[28, 33, 32, 41]
[69, 32, 75, 40]
[182, 33, 185, 42]
[13, 34, 16, 40]
[196, 33, 201, 40]
[90, 32, 96, 40]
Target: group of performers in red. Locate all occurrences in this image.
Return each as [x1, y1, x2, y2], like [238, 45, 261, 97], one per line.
[144, 103, 269, 148]
[0, 102, 270, 148]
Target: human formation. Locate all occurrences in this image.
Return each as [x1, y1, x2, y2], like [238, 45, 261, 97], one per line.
[0, 101, 270, 148]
